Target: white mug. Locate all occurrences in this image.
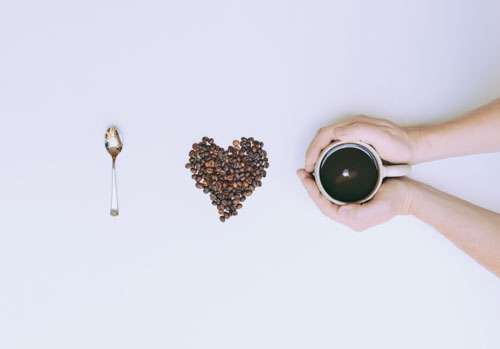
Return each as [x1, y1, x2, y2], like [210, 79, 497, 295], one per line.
[314, 141, 411, 205]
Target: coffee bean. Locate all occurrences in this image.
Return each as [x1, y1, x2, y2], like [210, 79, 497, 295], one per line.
[187, 136, 269, 222]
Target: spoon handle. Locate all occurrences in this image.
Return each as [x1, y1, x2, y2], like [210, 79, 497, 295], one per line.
[110, 161, 119, 216]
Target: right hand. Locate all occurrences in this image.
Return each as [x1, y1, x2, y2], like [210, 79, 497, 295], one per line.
[304, 116, 416, 172]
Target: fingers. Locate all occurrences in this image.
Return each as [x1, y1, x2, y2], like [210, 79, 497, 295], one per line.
[333, 122, 389, 148]
[304, 126, 339, 172]
[297, 168, 396, 231]
[336, 199, 391, 231]
[296, 169, 340, 219]
[304, 116, 389, 172]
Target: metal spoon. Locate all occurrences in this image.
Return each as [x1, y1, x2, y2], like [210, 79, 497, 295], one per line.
[105, 127, 123, 216]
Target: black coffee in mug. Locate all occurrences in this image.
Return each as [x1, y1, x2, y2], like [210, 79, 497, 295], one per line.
[318, 144, 379, 203]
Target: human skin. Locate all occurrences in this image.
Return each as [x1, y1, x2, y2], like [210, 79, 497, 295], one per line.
[298, 98, 500, 277]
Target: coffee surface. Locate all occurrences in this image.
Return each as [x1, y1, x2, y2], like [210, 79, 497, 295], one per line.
[319, 145, 379, 203]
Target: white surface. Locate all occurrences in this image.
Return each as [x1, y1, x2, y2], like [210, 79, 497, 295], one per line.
[1, 1, 499, 348]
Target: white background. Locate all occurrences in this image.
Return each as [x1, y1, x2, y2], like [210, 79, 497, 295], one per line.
[1, 0, 499, 348]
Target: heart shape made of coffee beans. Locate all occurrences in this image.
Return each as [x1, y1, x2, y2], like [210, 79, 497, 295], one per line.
[186, 137, 269, 222]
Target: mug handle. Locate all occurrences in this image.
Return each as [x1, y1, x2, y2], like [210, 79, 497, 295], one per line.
[383, 164, 411, 178]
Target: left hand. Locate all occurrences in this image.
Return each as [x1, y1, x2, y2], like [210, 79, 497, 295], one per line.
[297, 169, 413, 231]
[304, 116, 415, 172]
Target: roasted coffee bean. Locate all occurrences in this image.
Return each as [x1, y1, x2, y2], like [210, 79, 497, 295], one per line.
[187, 137, 269, 222]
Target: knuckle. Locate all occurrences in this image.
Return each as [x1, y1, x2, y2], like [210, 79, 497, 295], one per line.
[354, 114, 369, 120]
[317, 126, 331, 137]
[348, 222, 364, 232]
[352, 222, 368, 232]
[337, 205, 351, 219]
[345, 207, 359, 221]
[316, 127, 326, 135]
[382, 118, 396, 127]
[349, 121, 364, 131]
[319, 205, 332, 217]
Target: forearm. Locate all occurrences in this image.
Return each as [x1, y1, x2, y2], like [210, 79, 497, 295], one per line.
[407, 180, 500, 277]
[408, 98, 500, 163]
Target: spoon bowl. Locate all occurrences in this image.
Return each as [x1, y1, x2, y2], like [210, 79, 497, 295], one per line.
[105, 127, 123, 161]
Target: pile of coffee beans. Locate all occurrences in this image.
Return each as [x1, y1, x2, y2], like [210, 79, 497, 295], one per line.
[186, 137, 269, 222]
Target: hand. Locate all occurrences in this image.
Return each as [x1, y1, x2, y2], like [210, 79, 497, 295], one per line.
[304, 116, 416, 172]
[297, 169, 413, 231]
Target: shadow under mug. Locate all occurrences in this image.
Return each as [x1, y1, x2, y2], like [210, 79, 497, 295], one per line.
[313, 141, 411, 205]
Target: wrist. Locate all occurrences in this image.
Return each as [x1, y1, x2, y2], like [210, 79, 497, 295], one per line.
[406, 123, 453, 164]
[406, 126, 427, 164]
[398, 178, 422, 216]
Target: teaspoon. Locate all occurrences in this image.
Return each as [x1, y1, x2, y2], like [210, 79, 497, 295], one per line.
[104, 127, 123, 216]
